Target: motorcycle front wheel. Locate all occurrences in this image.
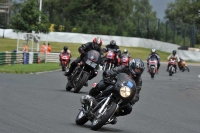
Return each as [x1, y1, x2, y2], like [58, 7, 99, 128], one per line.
[91, 102, 117, 131]
[75, 110, 88, 125]
[74, 72, 89, 93]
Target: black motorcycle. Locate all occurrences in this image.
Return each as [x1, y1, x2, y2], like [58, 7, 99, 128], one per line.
[75, 73, 136, 130]
[66, 50, 100, 93]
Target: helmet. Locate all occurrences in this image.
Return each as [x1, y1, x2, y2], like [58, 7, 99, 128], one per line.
[93, 37, 102, 49]
[110, 40, 116, 46]
[172, 50, 176, 56]
[124, 49, 128, 54]
[151, 49, 156, 55]
[129, 58, 145, 76]
[63, 46, 68, 52]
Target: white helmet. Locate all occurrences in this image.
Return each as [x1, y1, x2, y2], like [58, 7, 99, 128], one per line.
[124, 49, 128, 54]
[151, 49, 156, 54]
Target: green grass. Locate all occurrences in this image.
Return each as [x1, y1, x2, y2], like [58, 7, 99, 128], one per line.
[0, 63, 60, 74]
[0, 37, 169, 61]
[0, 37, 198, 74]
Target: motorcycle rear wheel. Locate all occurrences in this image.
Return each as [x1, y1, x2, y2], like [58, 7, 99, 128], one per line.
[91, 102, 117, 131]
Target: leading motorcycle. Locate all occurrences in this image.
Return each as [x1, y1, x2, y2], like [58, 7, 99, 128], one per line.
[66, 50, 100, 93]
[75, 73, 136, 130]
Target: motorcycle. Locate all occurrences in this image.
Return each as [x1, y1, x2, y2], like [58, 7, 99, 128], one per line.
[103, 48, 117, 71]
[148, 57, 158, 78]
[66, 50, 100, 93]
[168, 59, 176, 76]
[178, 58, 190, 72]
[121, 55, 130, 66]
[75, 73, 136, 131]
[60, 53, 71, 71]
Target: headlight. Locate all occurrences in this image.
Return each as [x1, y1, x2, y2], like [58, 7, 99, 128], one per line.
[120, 86, 131, 98]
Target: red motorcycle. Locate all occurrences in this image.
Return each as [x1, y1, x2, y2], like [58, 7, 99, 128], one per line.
[168, 59, 176, 76]
[103, 49, 117, 71]
[121, 55, 130, 66]
[60, 53, 71, 71]
[148, 57, 158, 78]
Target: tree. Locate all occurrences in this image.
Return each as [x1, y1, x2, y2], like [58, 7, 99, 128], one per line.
[10, 0, 49, 33]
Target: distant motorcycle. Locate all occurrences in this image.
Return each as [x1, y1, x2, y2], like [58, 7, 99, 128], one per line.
[168, 59, 176, 76]
[121, 55, 130, 66]
[66, 50, 100, 93]
[178, 58, 189, 72]
[148, 57, 158, 78]
[103, 48, 117, 71]
[75, 73, 136, 130]
[60, 53, 70, 71]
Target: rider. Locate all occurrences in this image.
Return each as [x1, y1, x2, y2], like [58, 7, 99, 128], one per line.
[59, 46, 71, 66]
[167, 50, 180, 72]
[88, 58, 145, 124]
[120, 49, 131, 65]
[64, 37, 104, 85]
[146, 49, 160, 72]
[103, 40, 121, 66]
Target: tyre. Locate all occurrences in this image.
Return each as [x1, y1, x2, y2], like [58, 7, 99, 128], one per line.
[75, 110, 88, 125]
[91, 102, 117, 131]
[74, 72, 89, 93]
[151, 72, 154, 78]
[185, 66, 190, 72]
[66, 83, 72, 91]
[62, 64, 66, 71]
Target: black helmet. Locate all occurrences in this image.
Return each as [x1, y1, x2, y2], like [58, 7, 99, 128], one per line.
[124, 49, 128, 54]
[63, 46, 68, 52]
[172, 50, 176, 56]
[129, 58, 145, 77]
[110, 40, 116, 46]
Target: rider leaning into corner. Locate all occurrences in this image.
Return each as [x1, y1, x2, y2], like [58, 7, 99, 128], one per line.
[64, 37, 104, 86]
[167, 50, 180, 72]
[146, 49, 160, 72]
[84, 58, 145, 124]
[59, 46, 71, 66]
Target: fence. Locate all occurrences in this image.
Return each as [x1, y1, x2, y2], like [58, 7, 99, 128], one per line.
[0, 52, 60, 65]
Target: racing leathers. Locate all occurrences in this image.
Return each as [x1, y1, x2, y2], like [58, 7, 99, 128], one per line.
[89, 65, 142, 116]
[146, 53, 160, 71]
[65, 42, 104, 80]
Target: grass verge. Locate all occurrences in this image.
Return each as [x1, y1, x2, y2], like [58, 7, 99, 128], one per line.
[0, 63, 60, 74]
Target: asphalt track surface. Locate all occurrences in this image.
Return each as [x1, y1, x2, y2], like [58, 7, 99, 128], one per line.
[0, 64, 200, 133]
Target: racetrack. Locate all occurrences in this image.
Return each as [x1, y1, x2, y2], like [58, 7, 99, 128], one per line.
[0, 64, 200, 133]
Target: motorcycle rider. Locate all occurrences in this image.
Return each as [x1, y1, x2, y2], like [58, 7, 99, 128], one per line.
[103, 40, 121, 66]
[120, 49, 131, 65]
[146, 49, 160, 72]
[59, 46, 71, 66]
[167, 50, 180, 72]
[64, 37, 104, 86]
[88, 58, 145, 124]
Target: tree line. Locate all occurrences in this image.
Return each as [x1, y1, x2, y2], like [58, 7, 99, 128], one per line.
[1, 0, 200, 46]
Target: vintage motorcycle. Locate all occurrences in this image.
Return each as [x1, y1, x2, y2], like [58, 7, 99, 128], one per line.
[103, 48, 117, 71]
[75, 73, 136, 130]
[148, 57, 158, 78]
[178, 58, 190, 72]
[121, 55, 130, 66]
[66, 50, 100, 93]
[168, 59, 176, 76]
[60, 53, 71, 71]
